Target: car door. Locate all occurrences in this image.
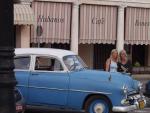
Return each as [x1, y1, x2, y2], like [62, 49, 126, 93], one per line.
[28, 55, 69, 107]
[14, 56, 31, 101]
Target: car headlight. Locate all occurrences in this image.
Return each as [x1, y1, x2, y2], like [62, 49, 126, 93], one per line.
[138, 82, 144, 96]
[138, 82, 143, 91]
[122, 84, 128, 94]
[122, 84, 128, 99]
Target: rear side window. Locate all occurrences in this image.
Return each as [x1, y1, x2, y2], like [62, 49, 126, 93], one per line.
[35, 56, 63, 71]
[14, 57, 30, 70]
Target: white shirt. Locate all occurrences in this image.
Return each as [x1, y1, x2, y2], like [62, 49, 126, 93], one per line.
[109, 60, 118, 72]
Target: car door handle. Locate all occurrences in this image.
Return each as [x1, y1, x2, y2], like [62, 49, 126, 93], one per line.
[31, 73, 39, 76]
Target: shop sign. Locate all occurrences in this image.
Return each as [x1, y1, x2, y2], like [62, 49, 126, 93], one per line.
[135, 19, 150, 26]
[31, 2, 71, 44]
[38, 15, 64, 23]
[79, 5, 117, 44]
[125, 7, 150, 45]
[92, 18, 105, 24]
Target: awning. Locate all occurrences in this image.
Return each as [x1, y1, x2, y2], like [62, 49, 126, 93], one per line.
[125, 7, 150, 45]
[79, 5, 117, 44]
[14, 4, 34, 25]
[31, 2, 71, 44]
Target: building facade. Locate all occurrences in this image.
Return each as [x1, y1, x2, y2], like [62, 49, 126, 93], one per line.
[18, 0, 150, 73]
[14, 0, 34, 48]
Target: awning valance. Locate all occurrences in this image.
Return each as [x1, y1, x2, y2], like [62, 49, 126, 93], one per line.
[31, 2, 71, 44]
[125, 7, 150, 45]
[14, 4, 34, 25]
[79, 5, 117, 44]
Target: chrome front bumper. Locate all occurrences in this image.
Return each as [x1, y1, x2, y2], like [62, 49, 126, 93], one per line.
[112, 95, 146, 112]
[113, 104, 137, 112]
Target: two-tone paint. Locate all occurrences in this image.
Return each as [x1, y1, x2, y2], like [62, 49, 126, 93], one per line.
[14, 48, 146, 113]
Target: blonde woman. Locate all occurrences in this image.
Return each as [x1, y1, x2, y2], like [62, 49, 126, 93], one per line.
[105, 49, 118, 72]
[118, 50, 132, 74]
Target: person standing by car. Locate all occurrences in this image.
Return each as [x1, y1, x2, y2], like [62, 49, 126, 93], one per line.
[117, 50, 132, 74]
[105, 49, 118, 72]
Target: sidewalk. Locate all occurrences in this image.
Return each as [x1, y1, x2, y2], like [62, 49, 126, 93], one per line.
[133, 74, 150, 80]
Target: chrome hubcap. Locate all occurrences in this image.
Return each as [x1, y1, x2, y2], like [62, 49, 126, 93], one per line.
[94, 103, 105, 113]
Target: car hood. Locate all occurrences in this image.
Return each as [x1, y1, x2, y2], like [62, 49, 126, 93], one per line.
[71, 69, 136, 91]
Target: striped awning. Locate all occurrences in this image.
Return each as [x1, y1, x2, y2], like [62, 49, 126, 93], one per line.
[31, 2, 71, 44]
[79, 5, 117, 44]
[125, 7, 150, 45]
[14, 4, 34, 25]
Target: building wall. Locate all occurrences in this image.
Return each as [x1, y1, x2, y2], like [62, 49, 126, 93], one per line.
[21, 26, 30, 48]
[16, 26, 21, 48]
[16, 26, 30, 48]
[148, 45, 150, 66]
[28, 0, 150, 69]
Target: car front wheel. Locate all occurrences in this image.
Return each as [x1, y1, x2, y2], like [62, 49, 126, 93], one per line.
[84, 95, 112, 113]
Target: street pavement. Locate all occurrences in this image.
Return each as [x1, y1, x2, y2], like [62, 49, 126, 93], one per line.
[25, 98, 150, 113]
[26, 108, 150, 113]
[25, 99, 150, 113]
[129, 108, 150, 113]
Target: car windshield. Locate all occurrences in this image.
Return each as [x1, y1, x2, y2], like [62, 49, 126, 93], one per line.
[63, 55, 88, 71]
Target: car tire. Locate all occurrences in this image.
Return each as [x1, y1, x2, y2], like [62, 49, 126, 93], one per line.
[84, 95, 112, 113]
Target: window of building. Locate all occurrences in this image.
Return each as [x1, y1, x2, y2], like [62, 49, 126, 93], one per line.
[124, 45, 150, 74]
[35, 56, 63, 71]
[132, 45, 147, 67]
[14, 57, 30, 70]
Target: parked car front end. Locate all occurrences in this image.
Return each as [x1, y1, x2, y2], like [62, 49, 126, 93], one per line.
[111, 74, 146, 112]
[68, 69, 146, 113]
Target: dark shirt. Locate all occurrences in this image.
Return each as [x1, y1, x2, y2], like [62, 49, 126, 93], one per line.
[117, 60, 132, 74]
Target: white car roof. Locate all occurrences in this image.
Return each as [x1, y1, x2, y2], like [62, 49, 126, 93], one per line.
[15, 48, 76, 58]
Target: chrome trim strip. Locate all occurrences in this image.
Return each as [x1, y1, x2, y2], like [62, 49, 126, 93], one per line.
[29, 86, 68, 91]
[17, 85, 111, 95]
[69, 89, 111, 95]
[31, 70, 68, 73]
[17, 85, 28, 88]
[14, 69, 30, 72]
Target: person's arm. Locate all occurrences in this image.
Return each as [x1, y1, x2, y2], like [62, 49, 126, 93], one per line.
[105, 59, 110, 71]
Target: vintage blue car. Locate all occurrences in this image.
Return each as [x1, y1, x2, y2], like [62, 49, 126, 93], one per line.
[14, 48, 146, 113]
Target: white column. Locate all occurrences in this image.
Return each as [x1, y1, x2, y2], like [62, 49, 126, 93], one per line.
[20, 26, 30, 48]
[116, 5, 125, 52]
[148, 45, 150, 66]
[71, 2, 79, 54]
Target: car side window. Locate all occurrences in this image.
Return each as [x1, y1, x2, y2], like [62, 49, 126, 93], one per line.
[14, 57, 30, 70]
[35, 56, 63, 71]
